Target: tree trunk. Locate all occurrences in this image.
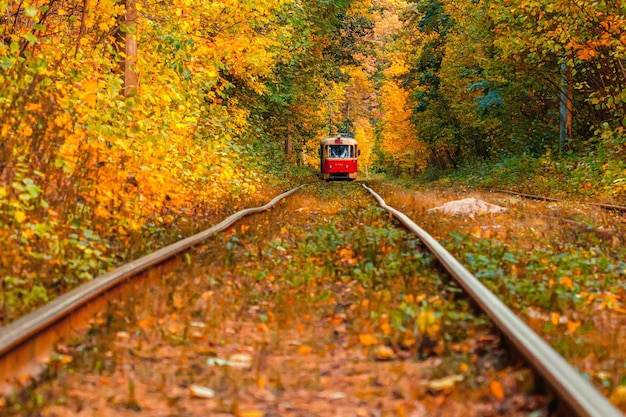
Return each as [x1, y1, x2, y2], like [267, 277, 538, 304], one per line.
[284, 137, 292, 156]
[74, 0, 90, 57]
[567, 66, 573, 140]
[559, 63, 573, 151]
[123, 0, 138, 96]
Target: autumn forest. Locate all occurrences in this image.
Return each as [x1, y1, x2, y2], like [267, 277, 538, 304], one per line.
[1, 0, 626, 320]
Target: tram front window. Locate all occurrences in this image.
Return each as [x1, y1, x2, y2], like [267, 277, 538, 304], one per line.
[329, 145, 349, 158]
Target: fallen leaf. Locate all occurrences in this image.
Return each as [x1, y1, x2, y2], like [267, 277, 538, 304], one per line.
[173, 293, 184, 309]
[116, 331, 130, 340]
[190, 384, 215, 399]
[236, 410, 264, 417]
[550, 312, 560, 325]
[381, 321, 392, 335]
[356, 407, 368, 416]
[46, 354, 73, 365]
[401, 333, 416, 347]
[490, 380, 505, 400]
[328, 315, 344, 325]
[167, 322, 182, 334]
[207, 353, 252, 368]
[359, 333, 377, 346]
[137, 318, 154, 329]
[566, 320, 580, 334]
[318, 391, 347, 400]
[229, 353, 253, 366]
[423, 374, 464, 391]
[375, 345, 394, 360]
[298, 345, 312, 355]
[609, 385, 626, 407]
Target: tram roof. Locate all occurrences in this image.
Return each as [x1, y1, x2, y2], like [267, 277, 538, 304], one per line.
[320, 135, 357, 145]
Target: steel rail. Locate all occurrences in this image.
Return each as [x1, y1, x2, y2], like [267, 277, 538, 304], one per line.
[0, 185, 305, 393]
[362, 183, 622, 417]
[492, 188, 626, 213]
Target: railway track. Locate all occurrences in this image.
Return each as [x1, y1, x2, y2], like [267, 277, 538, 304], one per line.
[0, 183, 623, 416]
[491, 188, 626, 214]
[0, 186, 304, 397]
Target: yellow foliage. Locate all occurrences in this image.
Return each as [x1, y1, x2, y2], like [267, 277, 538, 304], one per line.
[14, 211, 26, 224]
[380, 81, 427, 170]
[417, 309, 440, 337]
[0, 0, 349, 323]
[354, 117, 374, 175]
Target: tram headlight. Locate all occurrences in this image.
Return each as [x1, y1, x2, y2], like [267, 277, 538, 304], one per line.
[329, 164, 333, 169]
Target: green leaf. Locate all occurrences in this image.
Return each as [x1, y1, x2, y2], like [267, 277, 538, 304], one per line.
[24, 5, 38, 18]
[23, 33, 37, 45]
[503, 252, 518, 264]
[83, 229, 96, 240]
[0, 57, 12, 70]
[23, 178, 40, 198]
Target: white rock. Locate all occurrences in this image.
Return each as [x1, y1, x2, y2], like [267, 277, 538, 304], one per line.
[428, 198, 507, 216]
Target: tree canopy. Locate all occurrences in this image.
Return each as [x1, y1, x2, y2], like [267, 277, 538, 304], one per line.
[2, 0, 625, 318]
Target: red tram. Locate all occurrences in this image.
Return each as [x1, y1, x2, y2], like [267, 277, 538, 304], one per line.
[319, 135, 359, 181]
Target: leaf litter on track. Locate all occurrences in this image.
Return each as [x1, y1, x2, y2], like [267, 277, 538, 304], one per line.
[7, 183, 548, 417]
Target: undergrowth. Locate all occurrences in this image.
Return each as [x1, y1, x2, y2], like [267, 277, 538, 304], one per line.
[445, 151, 626, 203]
[426, 127, 626, 203]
